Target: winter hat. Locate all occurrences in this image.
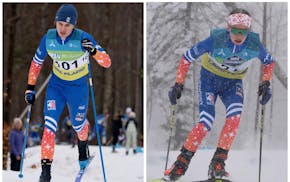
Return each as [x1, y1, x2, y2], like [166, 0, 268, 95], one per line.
[55, 4, 78, 25]
[125, 107, 132, 115]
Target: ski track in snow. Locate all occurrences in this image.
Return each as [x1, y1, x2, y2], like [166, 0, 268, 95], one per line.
[3, 145, 144, 182]
[147, 149, 287, 182]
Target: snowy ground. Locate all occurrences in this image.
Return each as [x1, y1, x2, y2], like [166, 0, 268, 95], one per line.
[147, 149, 287, 182]
[3, 145, 144, 182]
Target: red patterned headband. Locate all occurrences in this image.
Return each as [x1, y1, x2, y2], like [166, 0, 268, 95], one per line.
[227, 13, 252, 28]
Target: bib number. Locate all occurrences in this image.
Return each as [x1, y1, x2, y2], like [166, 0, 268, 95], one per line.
[55, 60, 79, 70]
[53, 54, 89, 71]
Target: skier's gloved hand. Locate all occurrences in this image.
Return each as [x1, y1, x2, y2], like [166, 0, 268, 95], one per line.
[24, 84, 36, 105]
[81, 39, 96, 55]
[258, 80, 272, 105]
[168, 83, 183, 105]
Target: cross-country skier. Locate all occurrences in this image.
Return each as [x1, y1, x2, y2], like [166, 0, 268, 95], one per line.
[164, 8, 274, 181]
[24, 4, 111, 182]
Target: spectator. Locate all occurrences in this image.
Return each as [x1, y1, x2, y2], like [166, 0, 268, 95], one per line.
[9, 117, 25, 171]
[125, 112, 138, 155]
[111, 112, 123, 153]
[96, 113, 109, 145]
[121, 107, 132, 127]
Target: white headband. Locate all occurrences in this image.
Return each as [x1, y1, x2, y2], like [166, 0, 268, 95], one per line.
[227, 13, 252, 28]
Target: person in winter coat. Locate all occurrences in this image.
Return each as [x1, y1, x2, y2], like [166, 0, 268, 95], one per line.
[125, 111, 138, 155]
[164, 8, 274, 181]
[24, 4, 111, 182]
[111, 112, 123, 153]
[9, 117, 25, 171]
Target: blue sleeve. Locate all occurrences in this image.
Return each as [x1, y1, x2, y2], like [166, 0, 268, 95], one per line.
[81, 32, 105, 52]
[183, 36, 213, 62]
[33, 34, 48, 64]
[258, 42, 274, 65]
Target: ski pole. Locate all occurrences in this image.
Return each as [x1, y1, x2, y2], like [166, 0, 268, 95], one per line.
[258, 104, 265, 182]
[165, 104, 176, 170]
[88, 63, 107, 182]
[18, 104, 32, 178]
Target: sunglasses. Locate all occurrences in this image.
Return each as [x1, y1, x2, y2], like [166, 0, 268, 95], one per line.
[230, 27, 249, 36]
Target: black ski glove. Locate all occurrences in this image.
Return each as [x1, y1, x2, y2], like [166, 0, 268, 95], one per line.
[168, 83, 183, 105]
[258, 80, 272, 105]
[25, 84, 36, 105]
[81, 38, 96, 55]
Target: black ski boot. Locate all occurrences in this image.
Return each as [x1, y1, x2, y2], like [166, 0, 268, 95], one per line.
[78, 139, 90, 169]
[208, 148, 229, 179]
[163, 146, 195, 181]
[39, 159, 52, 182]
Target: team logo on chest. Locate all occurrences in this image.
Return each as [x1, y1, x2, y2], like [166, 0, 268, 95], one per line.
[49, 40, 56, 47]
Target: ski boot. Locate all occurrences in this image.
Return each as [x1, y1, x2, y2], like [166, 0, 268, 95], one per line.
[78, 139, 90, 170]
[163, 147, 195, 181]
[39, 159, 52, 182]
[208, 148, 229, 180]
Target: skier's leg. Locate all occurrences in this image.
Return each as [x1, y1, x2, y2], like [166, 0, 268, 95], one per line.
[209, 80, 244, 179]
[164, 68, 217, 180]
[76, 121, 90, 169]
[40, 83, 65, 182]
[67, 82, 90, 169]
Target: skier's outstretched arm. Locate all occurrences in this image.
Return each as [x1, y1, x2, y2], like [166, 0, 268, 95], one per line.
[168, 37, 213, 105]
[258, 43, 275, 105]
[81, 33, 111, 68]
[25, 35, 47, 105]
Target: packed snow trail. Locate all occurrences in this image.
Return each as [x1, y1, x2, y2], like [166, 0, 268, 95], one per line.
[4, 145, 143, 182]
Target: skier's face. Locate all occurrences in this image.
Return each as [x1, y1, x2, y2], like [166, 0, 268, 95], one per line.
[56, 21, 74, 40]
[229, 24, 249, 45]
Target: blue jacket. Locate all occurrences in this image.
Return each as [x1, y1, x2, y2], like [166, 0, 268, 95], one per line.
[9, 129, 25, 157]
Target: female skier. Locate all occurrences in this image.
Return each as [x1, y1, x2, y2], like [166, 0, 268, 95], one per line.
[164, 8, 274, 181]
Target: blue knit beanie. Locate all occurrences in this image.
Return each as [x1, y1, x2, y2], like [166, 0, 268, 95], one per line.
[55, 4, 78, 25]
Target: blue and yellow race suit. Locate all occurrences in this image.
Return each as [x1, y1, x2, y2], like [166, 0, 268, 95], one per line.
[177, 28, 274, 131]
[27, 28, 110, 160]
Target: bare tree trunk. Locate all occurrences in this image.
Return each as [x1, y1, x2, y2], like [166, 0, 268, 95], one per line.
[4, 4, 19, 124]
[103, 69, 113, 113]
[126, 8, 133, 108]
[135, 5, 143, 144]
